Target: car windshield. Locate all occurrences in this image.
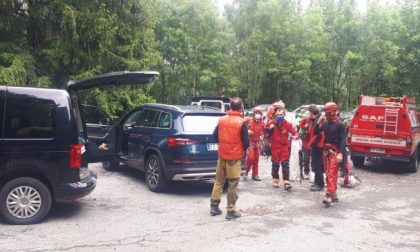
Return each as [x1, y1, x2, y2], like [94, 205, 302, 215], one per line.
[182, 115, 221, 134]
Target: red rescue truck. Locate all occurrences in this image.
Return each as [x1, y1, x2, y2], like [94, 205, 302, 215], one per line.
[347, 95, 420, 172]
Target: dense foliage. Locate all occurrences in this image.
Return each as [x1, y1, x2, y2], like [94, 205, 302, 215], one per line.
[1, 0, 419, 117]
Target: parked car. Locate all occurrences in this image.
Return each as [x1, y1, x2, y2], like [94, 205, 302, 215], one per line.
[85, 104, 246, 192]
[0, 71, 159, 224]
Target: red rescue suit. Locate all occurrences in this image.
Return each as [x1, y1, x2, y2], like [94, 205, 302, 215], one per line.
[269, 120, 297, 163]
[323, 144, 340, 195]
[321, 120, 346, 196]
[246, 118, 264, 177]
[266, 119, 298, 182]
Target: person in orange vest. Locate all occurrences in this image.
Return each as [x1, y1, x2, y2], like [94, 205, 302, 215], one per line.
[245, 106, 265, 181]
[316, 102, 346, 206]
[210, 97, 250, 220]
[266, 107, 299, 190]
[306, 105, 325, 191]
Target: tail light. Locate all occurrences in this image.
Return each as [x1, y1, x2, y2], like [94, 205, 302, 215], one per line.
[69, 144, 84, 168]
[167, 137, 199, 148]
[407, 136, 412, 147]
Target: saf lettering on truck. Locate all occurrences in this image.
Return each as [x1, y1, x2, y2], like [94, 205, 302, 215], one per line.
[347, 95, 420, 172]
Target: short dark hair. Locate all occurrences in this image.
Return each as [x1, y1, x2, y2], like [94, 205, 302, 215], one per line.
[230, 97, 242, 111]
[308, 104, 320, 115]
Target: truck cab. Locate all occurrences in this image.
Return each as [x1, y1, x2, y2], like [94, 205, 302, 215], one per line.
[347, 95, 420, 172]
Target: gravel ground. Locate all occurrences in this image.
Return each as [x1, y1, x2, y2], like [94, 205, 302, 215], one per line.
[0, 154, 419, 252]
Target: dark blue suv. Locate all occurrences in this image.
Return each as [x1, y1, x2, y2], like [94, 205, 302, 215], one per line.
[85, 104, 246, 192]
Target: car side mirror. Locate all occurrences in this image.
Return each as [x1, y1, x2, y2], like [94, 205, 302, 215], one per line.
[124, 122, 135, 130]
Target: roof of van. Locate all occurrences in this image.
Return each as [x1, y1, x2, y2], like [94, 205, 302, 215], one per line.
[191, 96, 231, 103]
[5, 86, 69, 100]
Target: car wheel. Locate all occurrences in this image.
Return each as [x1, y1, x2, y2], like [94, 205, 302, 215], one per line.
[102, 160, 119, 171]
[351, 156, 365, 168]
[0, 177, 52, 225]
[408, 147, 418, 173]
[145, 154, 168, 192]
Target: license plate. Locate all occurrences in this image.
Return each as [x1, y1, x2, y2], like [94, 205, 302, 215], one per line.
[371, 148, 385, 154]
[207, 143, 218, 151]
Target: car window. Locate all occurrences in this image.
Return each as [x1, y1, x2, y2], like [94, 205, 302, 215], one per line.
[158, 112, 171, 128]
[201, 101, 222, 109]
[136, 109, 159, 127]
[182, 115, 221, 134]
[83, 106, 112, 125]
[4, 96, 55, 139]
[124, 110, 143, 126]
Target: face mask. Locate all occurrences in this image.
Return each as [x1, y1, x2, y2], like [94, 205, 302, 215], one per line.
[276, 115, 284, 121]
[255, 114, 262, 120]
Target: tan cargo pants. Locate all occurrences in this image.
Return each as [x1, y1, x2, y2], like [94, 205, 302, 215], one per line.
[210, 158, 242, 212]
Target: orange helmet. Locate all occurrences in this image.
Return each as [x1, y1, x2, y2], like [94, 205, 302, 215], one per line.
[324, 102, 339, 113]
[253, 106, 263, 114]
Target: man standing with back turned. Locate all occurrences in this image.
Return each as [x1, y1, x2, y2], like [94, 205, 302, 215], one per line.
[210, 97, 250, 220]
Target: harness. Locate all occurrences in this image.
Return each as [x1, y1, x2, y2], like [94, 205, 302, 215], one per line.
[324, 143, 339, 154]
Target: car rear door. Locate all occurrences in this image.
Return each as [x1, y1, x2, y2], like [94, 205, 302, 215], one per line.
[66, 71, 159, 163]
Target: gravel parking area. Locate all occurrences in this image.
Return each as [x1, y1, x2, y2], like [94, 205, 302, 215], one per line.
[0, 158, 419, 251]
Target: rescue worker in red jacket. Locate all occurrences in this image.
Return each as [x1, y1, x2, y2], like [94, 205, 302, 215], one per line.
[316, 102, 346, 205]
[307, 105, 325, 191]
[266, 107, 299, 190]
[261, 101, 286, 156]
[210, 97, 250, 219]
[245, 106, 265, 181]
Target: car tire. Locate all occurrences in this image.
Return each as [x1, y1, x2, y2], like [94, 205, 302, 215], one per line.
[351, 156, 365, 168]
[0, 177, 52, 225]
[408, 147, 418, 173]
[102, 160, 119, 171]
[145, 154, 168, 192]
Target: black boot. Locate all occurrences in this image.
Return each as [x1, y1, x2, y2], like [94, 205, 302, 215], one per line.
[322, 193, 332, 206]
[225, 211, 241, 220]
[210, 205, 222, 216]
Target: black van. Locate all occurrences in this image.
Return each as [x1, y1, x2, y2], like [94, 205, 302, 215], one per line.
[0, 71, 159, 224]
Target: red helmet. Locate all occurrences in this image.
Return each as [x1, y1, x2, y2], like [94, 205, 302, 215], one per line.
[253, 106, 263, 114]
[324, 102, 339, 113]
[267, 100, 286, 120]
